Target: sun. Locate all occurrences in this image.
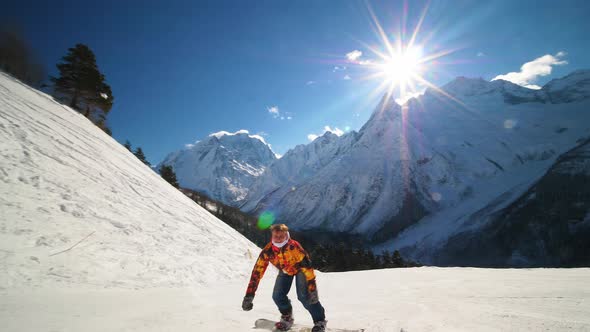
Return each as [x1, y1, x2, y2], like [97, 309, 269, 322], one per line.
[353, 2, 457, 105]
[377, 46, 424, 87]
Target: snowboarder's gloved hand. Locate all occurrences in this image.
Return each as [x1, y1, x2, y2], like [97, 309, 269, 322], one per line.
[242, 295, 254, 311]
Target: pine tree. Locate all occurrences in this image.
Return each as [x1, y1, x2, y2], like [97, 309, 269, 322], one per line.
[0, 26, 45, 87]
[134, 147, 150, 166]
[381, 250, 392, 268]
[123, 140, 132, 152]
[51, 44, 114, 122]
[392, 250, 403, 267]
[159, 165, 179, 188]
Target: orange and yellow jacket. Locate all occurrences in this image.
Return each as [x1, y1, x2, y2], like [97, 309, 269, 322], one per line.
[245, 239, 317, 297]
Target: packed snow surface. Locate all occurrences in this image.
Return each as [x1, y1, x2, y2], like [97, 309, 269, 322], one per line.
[1, 73, 589, 331]
[2, 268, 589, 332]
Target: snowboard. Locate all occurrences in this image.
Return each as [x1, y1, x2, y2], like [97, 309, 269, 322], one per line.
[254, 318, 365, 332]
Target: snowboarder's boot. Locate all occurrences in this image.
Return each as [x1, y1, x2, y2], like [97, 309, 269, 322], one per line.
[311, 320, 327, 332]
[274, 313, 294, 331]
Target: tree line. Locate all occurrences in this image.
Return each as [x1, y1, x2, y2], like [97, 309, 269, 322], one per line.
[178, 186, 420, 272]
[1, 26, 114, 135]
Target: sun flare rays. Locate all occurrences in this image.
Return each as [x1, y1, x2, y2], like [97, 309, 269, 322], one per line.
[354, 1, 458, 107]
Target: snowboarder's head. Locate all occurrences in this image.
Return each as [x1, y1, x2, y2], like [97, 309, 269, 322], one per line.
[270, 223, 290, 248]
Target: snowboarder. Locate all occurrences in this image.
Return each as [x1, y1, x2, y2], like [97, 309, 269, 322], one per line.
[242, 223, 327, 332]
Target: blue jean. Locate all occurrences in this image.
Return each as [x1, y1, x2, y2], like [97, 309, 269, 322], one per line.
[272, 271, 326, 323]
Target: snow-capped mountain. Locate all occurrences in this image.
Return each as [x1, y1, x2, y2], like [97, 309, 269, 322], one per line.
[158, 131, 277, 206]
[433, 137, 590, 267]
[543, 69, 590, 103]
[244, 71, 590, 258]
[240, 130, 359, 211]
[0, 72, 259, 289]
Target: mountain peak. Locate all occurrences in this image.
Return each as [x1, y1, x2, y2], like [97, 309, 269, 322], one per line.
[159, 130, 277, 205]
[542, 69, 590, 103]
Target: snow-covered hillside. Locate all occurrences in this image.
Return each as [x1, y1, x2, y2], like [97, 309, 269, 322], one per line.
[0, 72, 259, 289]
[158, 131, 276, 206]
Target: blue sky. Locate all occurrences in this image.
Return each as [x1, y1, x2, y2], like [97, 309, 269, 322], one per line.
[4, 0, 590, 164]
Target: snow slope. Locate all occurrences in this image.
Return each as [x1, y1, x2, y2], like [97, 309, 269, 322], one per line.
[0, 72, 259, 289]
[1, 73, 589, 332]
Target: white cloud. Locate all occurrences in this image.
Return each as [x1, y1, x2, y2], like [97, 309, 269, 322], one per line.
[184, 140, 201, 149]
[395, 90, 426, 105]
[267, 106, 293, 120]
[209, 130, 249, 138]
[307, 126, 344, 141]
[325, 126, 344, 136]
[250, 134, 268, 144]
[343, 75, 351, 80]
[209, 129, 271, 145]
[267, 106, 280, 118]
[345, 49, 373, 65]
[492, 52, 568, 88]
[525, 84, 542, 90]
[333, 66, 347, 72]
[306, 81, 316, 85]
[346, 50, 363, 62]
[477, 52, 485, 57]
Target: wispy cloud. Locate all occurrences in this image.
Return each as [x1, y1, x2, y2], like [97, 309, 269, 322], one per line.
[343, 74, 351, 80]
[333, 66, 347, 72]
[267, 106, 280, 118]
[325, 126, 344, 136]
[307, 134, 319, 141]
[477, 51, 485, 57]
[267, 106, 293, 120]
[306, 80, 316, 85]
[307, 126, 345, 141]
[346, 49, 372, 65]
[492, 52, 568, 89]
[346, 50, 363, 61]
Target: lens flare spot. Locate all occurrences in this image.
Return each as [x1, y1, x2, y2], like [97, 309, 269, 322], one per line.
[431, 192, 442, 202]
[257, 211, 275, 230]
[504, 119, 517, 129]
